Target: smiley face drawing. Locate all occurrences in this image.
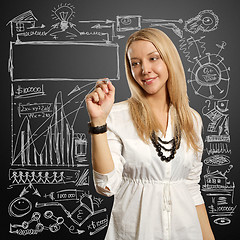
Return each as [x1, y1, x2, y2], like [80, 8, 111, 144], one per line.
[8, 197, 32, 217]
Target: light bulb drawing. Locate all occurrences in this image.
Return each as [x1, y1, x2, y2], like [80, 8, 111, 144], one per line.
[52, 3, 75, 31]
[48, 3, 80, 39]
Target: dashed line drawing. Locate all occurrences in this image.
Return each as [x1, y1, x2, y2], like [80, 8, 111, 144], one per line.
[184, 10, 219, 34]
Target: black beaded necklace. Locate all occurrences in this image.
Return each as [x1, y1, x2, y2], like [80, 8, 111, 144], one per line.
[151, 131, 181, 162]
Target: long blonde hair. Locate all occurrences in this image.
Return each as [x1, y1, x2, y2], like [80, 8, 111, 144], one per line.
[124, 28, 201, 152]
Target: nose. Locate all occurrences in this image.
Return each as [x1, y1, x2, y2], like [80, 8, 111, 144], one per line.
[141, 60, 152, 74]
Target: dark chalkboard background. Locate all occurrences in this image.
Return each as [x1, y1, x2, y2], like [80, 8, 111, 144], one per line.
[2, 0, 240, 239]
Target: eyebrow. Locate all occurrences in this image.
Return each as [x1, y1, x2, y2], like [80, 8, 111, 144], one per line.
[130, 51, 159, 60]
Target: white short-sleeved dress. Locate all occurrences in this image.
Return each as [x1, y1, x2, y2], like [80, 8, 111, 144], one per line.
[93, 101, 204, 240]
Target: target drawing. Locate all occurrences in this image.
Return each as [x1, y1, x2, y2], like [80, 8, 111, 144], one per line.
[188, 50, 230, 100]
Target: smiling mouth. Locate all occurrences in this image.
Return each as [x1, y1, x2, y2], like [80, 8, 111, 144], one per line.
[143, 76, 158, 84]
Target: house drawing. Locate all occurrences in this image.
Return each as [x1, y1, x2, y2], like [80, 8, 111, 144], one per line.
[7, 10, 38, 37]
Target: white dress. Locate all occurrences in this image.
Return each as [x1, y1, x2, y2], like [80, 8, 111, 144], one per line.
[93, 101, 204, 240]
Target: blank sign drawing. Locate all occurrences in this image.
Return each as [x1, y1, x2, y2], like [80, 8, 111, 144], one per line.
[10, 41, 120, 81]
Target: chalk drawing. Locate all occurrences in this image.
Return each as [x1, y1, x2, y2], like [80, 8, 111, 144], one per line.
[5, 3, 235, 234]
[184, 10, 219, 34]
[203, 155, 230, 166]
[35, 192, 106, 228]
[9, 41, 120, 82]
[116, 15, 141, 32]
[188, 42, 230, 100]
[202, 100, 229, 137]
[12, 89, 91, 167]
[8, 197, 32, 217]
[142, 18, 183, 38]
[205, 143, 231, 155]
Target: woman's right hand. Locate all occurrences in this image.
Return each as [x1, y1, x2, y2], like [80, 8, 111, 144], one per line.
[86, 79, 115, 126]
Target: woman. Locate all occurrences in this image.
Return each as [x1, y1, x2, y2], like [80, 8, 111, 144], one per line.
[86, 28, 215, 240]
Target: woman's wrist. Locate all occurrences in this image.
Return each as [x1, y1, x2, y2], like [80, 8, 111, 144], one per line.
[88, 121, 107, 134]
[89, 117, 107, 127]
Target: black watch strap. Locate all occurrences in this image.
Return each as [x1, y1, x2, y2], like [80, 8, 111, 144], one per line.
[88, 122, 107, 134]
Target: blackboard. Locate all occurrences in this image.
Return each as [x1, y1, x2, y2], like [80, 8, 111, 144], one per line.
[2, 0, 240, 239]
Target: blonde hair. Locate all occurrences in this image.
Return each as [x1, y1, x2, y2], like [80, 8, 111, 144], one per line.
[124, 28, 201, 152]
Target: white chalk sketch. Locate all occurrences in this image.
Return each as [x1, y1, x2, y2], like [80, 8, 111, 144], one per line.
[202, 100, 229, 137]
[188, 42, 230, 100]
[203, 155, 230, 166]
[143, 18, 183, 38]
[8, 197, 32, 217]
[6, 10, 43, 37]
[206, 143, 231, 155]
[48, 3, 78, 39]
[202, 165, 234, 192]
[14, 84, 46, 99]
[35, 192, 106, 228]
[179, 36, 206, 63]
[116, 15, 141, 32]
[6, 4, 234, 235]
[9, 168, 89, 187]
[12, 89, 90, 167]
[9, 41, 120, 82]
[184, 10, 219, 34]
[9, 210, 85, 235]
[9, 190, 106, 235]
[9, 212, 45, 235]
[88, 215, 109, 236]
[202, 165, 236, 225]
[213, 217, 231, 225]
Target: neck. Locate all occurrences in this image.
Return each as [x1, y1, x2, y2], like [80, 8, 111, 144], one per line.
[145, 88, 170, 114]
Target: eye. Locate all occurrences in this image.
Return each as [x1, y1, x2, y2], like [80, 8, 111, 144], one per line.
[131, 62, 140, 67]
[149, 53, 160, 61]
[150, 57, 158, 61]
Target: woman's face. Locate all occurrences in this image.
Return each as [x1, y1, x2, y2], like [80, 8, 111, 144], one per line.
[127, 40, 169, 97]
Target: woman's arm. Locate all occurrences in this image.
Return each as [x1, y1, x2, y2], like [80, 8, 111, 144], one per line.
[86, 80, 115, 174]
[90, 131, 114, 174]
[196, 204, 215, 240]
